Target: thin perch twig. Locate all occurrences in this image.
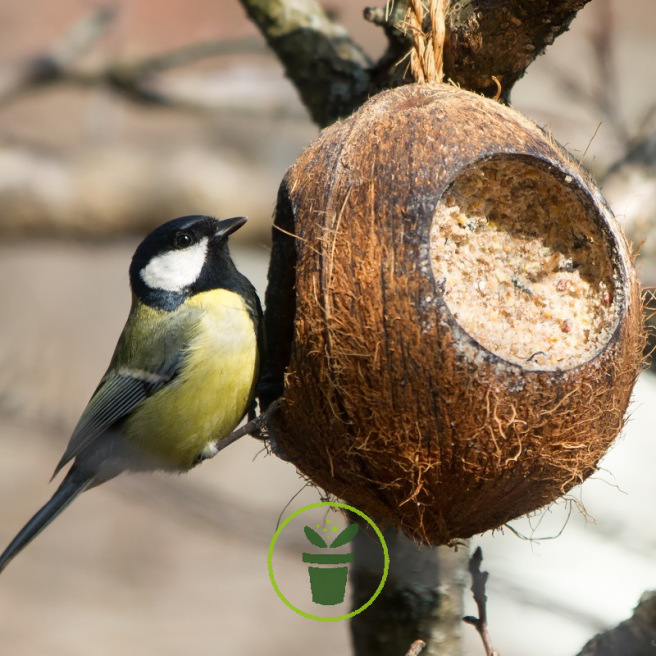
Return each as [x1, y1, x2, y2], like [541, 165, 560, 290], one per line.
[405, 639, 426, 656]
[212, 399, 281, 456]
[463, 547, 499, 656]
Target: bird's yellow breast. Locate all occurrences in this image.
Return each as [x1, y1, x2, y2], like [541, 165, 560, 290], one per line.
[123, 289, 258, 470]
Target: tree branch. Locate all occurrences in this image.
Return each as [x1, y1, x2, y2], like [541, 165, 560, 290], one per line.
[240, 0, 594, 126]
[0, 2, 596, 123]
[0, 7, 115, 102]
[349, 524, 467, 656]
[443, 0, 593, 101]
[238, 0, 373, 126]
[0, 8, 275, 113]
[575, 591, 656, 656]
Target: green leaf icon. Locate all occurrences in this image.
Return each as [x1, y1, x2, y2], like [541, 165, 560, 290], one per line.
[304, 526, 328, 548]
[330, 523, 359, 548]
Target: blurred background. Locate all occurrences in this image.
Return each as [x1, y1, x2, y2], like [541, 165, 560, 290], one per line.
[0, 1, 654, 654]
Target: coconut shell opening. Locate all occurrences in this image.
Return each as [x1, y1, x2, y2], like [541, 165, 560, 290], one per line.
[431, 158, 620, 370]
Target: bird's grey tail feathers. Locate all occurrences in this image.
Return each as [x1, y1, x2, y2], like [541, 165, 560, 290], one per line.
[0, 467, 93, 574]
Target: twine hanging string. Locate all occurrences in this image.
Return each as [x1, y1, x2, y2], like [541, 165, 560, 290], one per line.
[402, 0, 448, 83]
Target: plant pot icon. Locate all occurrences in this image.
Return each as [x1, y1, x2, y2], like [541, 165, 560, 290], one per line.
[303, 552, 354, 605]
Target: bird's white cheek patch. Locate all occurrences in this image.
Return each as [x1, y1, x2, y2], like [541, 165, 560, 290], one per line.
[140, 237, 208, 292]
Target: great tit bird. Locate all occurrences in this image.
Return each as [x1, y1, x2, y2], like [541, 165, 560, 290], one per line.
[0, 214, 262, 574]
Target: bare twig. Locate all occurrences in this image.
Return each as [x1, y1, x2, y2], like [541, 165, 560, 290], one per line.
[50, 6, 116, 66]
[0, 7, 115, 102]
[589, 0, 630, 145]
[134, 36, 270, 73]
[463, 547, 499, 656]
[364, 1, 415, 91]
[547, 0, 641, 147]
[363, 6, 388, 27]
[405, 639, 426, 656]
[0, 8, 276, 113]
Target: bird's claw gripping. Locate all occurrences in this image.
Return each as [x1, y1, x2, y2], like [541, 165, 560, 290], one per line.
[211, 398, 282, 457]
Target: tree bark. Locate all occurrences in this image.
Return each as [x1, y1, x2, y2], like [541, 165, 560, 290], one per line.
[350, 526, 468, 656]
[240, 0, 594, 127]
[444, 0, 592, 101]
[238, 0, 373, 126]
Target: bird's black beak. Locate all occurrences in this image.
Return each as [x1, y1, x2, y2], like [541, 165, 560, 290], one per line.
[215, 216, 247, 239]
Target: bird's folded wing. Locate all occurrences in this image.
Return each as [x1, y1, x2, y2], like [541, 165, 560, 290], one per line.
[52, 361, 180, 478]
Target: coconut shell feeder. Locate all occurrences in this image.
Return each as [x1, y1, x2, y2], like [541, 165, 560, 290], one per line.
[261, 83, 644, 545]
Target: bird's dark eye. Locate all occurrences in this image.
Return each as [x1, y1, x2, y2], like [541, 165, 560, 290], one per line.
[174, 232, 193, 249]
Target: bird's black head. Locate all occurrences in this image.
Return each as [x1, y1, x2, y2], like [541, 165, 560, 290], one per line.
[129, 215, 248, 311]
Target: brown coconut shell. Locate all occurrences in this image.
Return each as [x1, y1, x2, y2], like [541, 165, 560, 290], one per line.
[263, 83, 644, 545]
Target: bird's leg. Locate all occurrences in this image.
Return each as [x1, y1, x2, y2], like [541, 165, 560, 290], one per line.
[247, 399, 257, 423]
[211, 398, 282, 456]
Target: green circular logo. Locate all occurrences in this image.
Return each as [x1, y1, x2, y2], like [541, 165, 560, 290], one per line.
[267, 501, 389, 621]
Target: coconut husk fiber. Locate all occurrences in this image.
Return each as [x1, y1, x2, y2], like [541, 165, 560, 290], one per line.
[265, 83, 644, 545]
